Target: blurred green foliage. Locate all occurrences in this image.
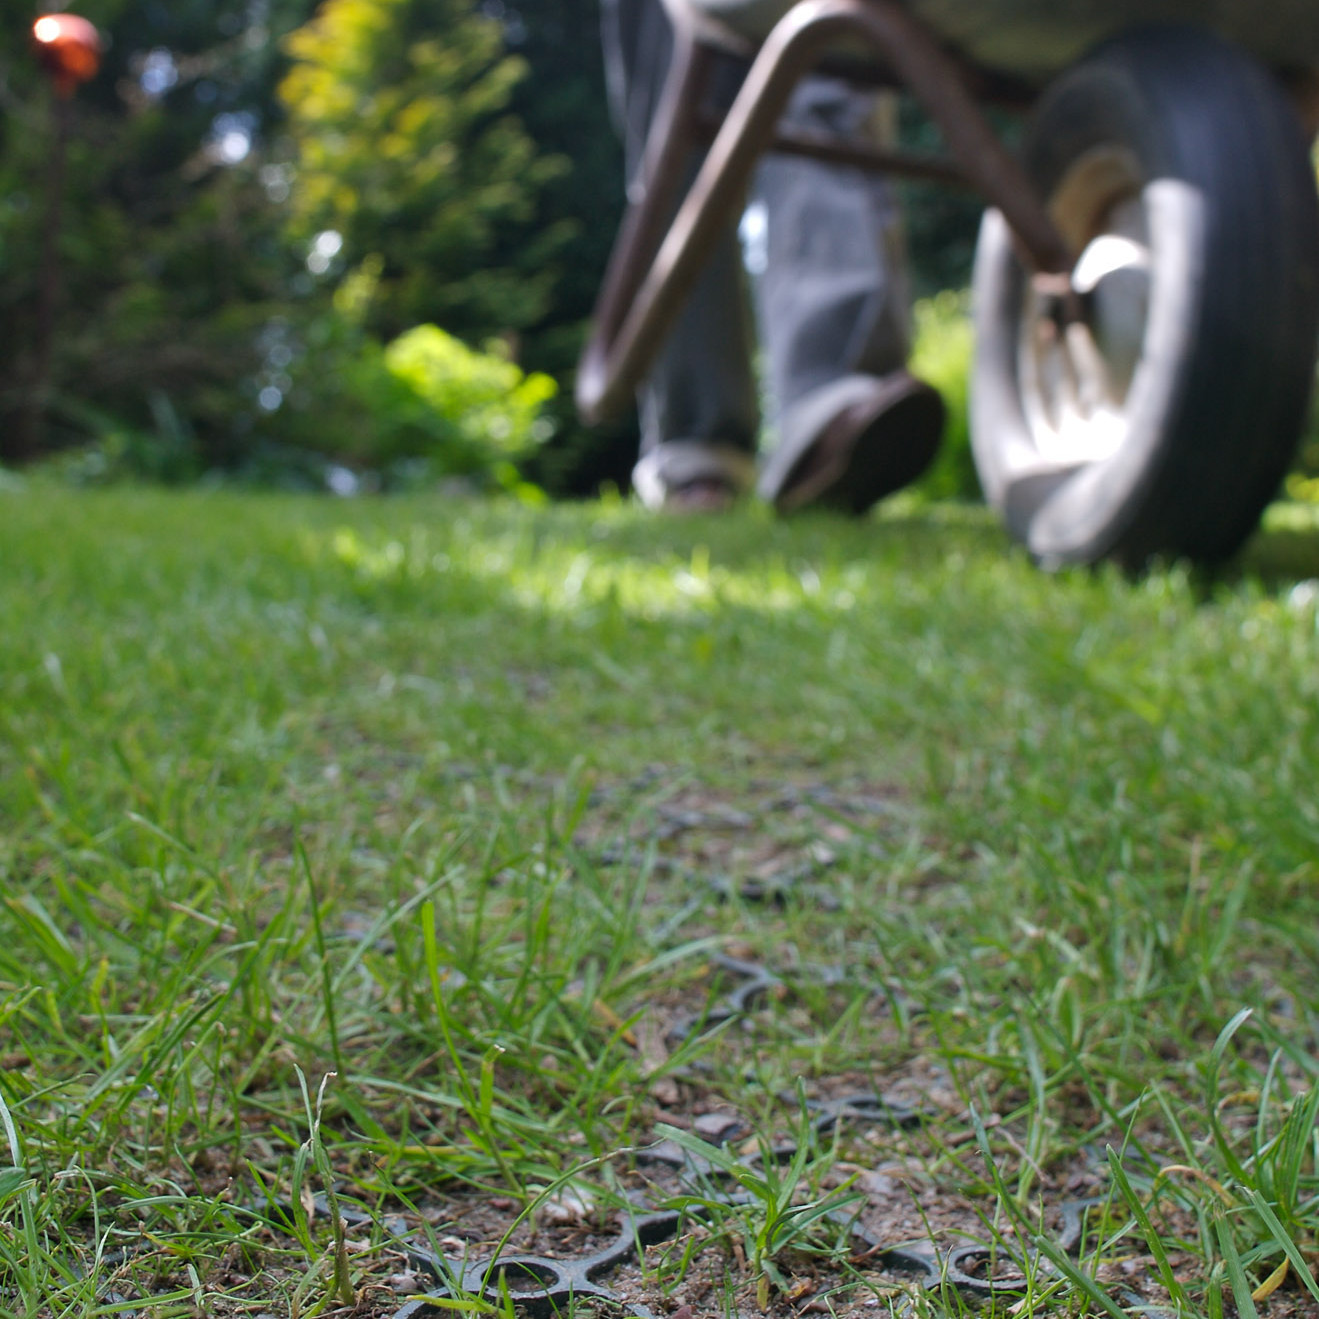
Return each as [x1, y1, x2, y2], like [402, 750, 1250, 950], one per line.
[0, 0, 314, 463]
[909, 290, 978, 502]
[7, 0, 1312, 503]
[0, 0, 597, 488]
[53, 319, 557, 488]
[385, 325, 556, 450]
[1285, 404, 1319, 496]
[279, 0, 564, 343]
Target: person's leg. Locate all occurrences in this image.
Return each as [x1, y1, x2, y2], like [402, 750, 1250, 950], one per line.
[752, 81, 944, 510]
[600, 0, 760, 507]
[757, 82, 911, 408]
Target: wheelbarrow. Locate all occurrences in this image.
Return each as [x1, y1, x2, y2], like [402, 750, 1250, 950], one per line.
[576, 0, 1319, 566]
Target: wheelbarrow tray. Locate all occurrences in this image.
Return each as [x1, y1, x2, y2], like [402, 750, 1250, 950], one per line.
[907, 0, 1319, 84]
[691, 0, 1319, 82]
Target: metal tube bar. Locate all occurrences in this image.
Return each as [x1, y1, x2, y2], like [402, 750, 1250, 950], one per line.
[768, 136, 968, 186]
[587, 23, 716, 358]
[698, 117, 971, 186]
[577, 0, 1072, 424]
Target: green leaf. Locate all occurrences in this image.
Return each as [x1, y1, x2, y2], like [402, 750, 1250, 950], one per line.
[1214, 1211, 1260, 1319]
[653, 1124, 762, 1188]
[1106, 1145, 1192, 1312]
[1033, 1235, 1130, 1319]
[1211, 1009, 1254, 1066]
[0, 1166, 29, 1200]
[1245, 1190, 1319, 1308]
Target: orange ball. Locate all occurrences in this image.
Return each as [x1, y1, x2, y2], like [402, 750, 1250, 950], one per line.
[32, 13, 102, 94]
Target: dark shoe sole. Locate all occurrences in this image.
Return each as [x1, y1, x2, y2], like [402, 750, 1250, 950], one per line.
[662, 476, 739, 513]
[776, 377, 945, 515]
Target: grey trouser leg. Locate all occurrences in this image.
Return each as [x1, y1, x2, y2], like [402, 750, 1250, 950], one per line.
[602, 0, 760, 487]
[600, 0, 911, 499]
[754, 83, 911, 433]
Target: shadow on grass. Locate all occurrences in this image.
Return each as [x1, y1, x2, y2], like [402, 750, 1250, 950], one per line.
[575, 498, 1319, 595]
[541, 498, 1010, 576]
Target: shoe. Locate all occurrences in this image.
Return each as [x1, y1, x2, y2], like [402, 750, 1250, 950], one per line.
[662, 476, 740, 512]
[632, 441, 756, 512]
[765, 371, 945, 515]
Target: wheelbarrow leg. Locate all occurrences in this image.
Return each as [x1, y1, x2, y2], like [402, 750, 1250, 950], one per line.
[585, 18, 717, 396]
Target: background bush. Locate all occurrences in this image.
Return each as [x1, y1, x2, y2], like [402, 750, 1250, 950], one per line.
[908, 290, 978, 502]
[53, 319, 557, 490]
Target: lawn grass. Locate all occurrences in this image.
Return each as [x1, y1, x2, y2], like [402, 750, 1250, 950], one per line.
[2, 483, 1319, 1319]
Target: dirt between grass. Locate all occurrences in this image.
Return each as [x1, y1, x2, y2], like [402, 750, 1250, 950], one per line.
[64, 1024, 1319, 1319]
[48, 770, 1319, 1319]
[83, 995, 1222, 1319]
[367, 773, 1313, 1319]
[95, 1125, 1203, 1319]
[578, 771, 916, 894]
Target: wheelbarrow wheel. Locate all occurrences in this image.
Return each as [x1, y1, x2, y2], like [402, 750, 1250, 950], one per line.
[970, 25, 1319, 568]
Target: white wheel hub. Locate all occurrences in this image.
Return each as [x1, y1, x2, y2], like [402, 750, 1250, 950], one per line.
[1017, 149, 1152, 467]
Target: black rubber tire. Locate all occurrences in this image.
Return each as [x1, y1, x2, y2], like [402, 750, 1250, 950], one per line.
[970, 25, 1319, 568]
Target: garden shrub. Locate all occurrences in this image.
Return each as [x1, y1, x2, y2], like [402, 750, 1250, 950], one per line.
[45, 318, 559, 492]
[381, 325, 557, 460]
[275, 318, 558, 481]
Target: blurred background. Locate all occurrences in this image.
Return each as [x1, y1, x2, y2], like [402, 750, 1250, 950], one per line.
[0, 0, 1312, 503]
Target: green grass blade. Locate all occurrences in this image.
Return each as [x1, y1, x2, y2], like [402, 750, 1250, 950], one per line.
[1214, 1211, 1260, 1319]
[1244, 1189, 1319, 1307]
[1032, 1235, 1130, 1319]
[1106, 1144, 1194, 1314]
